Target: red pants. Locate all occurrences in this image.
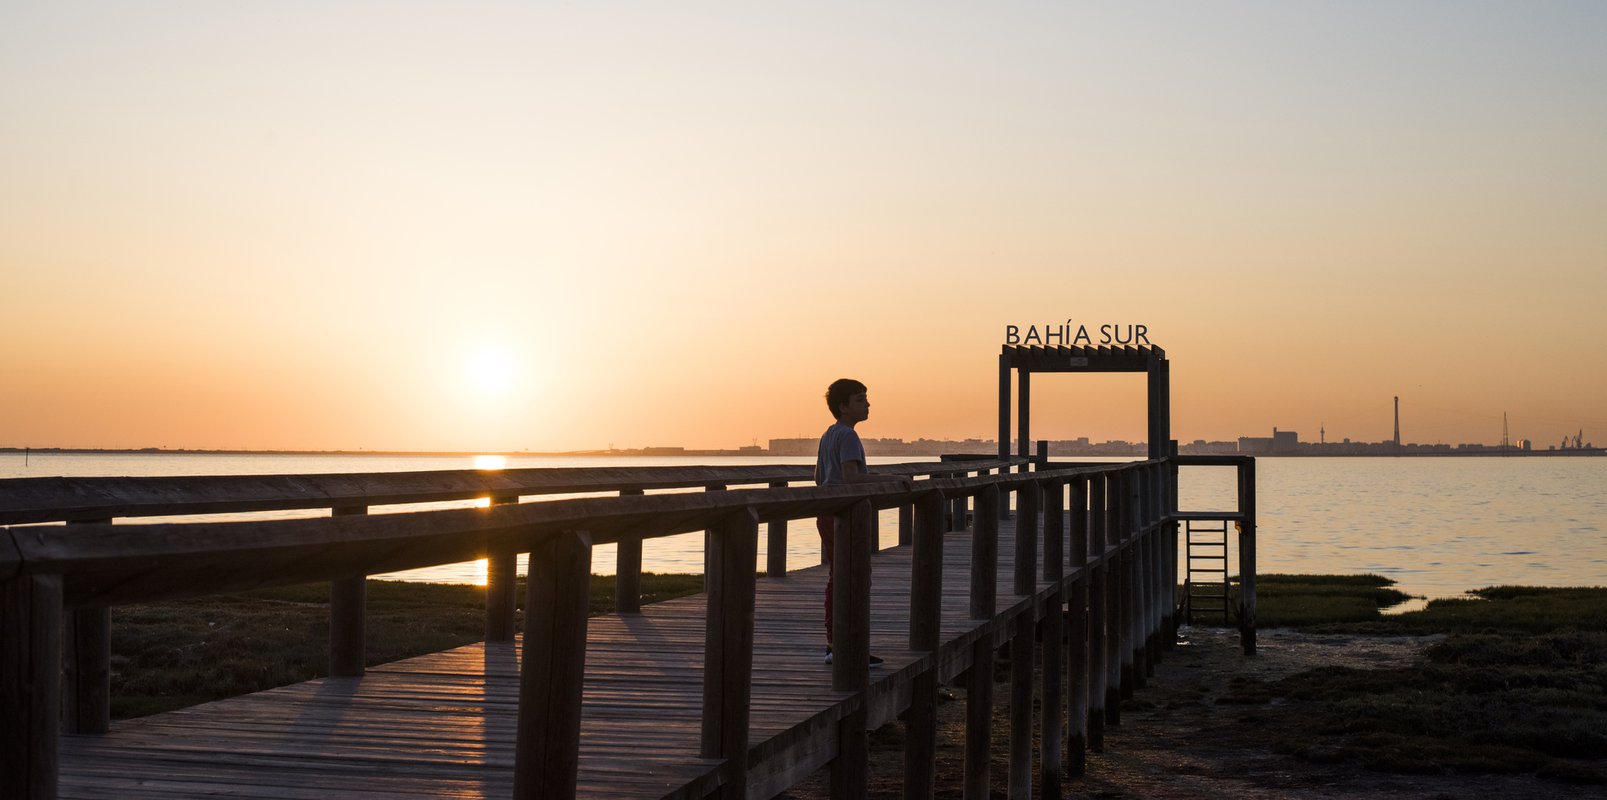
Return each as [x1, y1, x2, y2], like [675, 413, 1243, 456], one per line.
[816, 515, 835, 645]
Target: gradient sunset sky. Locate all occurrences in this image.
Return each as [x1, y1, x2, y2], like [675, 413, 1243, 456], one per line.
[4, 2, 1604, 452]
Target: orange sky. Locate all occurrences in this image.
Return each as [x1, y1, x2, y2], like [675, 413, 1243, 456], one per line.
[3, 3, 1605, 452]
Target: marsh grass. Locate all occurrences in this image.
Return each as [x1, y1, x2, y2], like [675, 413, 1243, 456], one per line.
[110, 572, 704, 719]
[1248, 573, 1412, 627]
[1209, 575, 1607, 785]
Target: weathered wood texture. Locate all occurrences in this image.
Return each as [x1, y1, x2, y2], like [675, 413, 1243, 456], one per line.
[515, 529, 593, 799]
[53, 515, 1092, 799]
[21, 458, 1230, 800]
[0, 462, 1022, 526]
[2, 574, 62, 800]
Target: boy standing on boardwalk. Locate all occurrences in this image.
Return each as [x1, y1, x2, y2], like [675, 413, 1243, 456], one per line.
[815, 378, 913, 666]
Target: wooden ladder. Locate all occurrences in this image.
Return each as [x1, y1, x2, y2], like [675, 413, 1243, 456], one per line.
[1184, 519, 1231, 624]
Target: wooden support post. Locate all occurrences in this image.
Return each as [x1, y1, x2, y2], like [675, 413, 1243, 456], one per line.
[63, 607, 110, 735]
[1014, 480, 1039, 597]
[1017, 368, 1031, 469]
[616, 489, 645, 612]
[1104, 475, 1124, 725]
[998, 352, 1011, 466]
[63, 518, 112, 734]
[1040, 480, 1065, 798]
[830, 501, 875, 797]
[1116, 472, 1136, 705]
[1036, 439, 1049, 471]
[1086, 475, 1107, 751]
[1043, 478, 1064, 584]
[1008, 612, 1034, 800]
[1129, 472, 1148, 689]
[2, 573, 63, 800]
[904, 491, 946, 799]
[831, 500, 874, 692]
[897, 501, 913, 548]
[908, 493, 947, 653]
[1167, 441, 1180, 647]
[766, 481, 789, 577]
[703, 485, 728, 593]
[1146, 465, 1164, 670]
[1239, 460, 1258, 655]
[702, 508, 759, 800]
[963, 636, 993, 800]
[329, 506, 368, 678]
[486, 494, 520, 642]
[1066, 479, 1090, 775]
[513, 530, 592, 799]
[948, 471, 963, 532]
[971, 485, 999, 620]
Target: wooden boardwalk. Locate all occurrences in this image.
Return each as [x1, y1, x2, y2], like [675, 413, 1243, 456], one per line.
[59, 518, 1051, 799]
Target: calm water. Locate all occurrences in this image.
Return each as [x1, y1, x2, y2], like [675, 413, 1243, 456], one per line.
[4, 452, 1603, 598]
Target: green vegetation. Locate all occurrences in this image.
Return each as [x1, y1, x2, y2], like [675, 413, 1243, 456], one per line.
[110, 573, 704, 719]
[1212, 575, 1607, 785]
[1249, 573, 1413, 627]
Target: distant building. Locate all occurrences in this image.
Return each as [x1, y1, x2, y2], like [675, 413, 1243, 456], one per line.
[1237, 436, 1273, 455]
[766, 438, 816, 456]
[1272, 428, 1299, 454]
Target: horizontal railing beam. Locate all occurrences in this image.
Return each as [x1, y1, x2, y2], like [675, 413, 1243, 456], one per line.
[0, 460, 1030, 525]
[4, 461, 1167, 609]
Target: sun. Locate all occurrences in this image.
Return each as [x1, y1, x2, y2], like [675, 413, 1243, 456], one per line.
[466, 347, 516, 395]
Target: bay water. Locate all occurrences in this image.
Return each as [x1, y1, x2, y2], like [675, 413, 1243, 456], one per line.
[4, 451, 1602, 600]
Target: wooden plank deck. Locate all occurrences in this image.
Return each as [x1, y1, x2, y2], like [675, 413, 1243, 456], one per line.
[59, 517, 1055, 799]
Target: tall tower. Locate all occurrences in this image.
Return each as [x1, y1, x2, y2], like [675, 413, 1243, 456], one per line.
[1393, 396, 1401, 447]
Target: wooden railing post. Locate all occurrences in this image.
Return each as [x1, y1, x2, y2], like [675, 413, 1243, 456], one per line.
[703, 485, 727, 593]
[897, 501, 913, 548]
[1008, 611, 1035, 800]
[1040, 479, 1065, 798]
[964, 631, 993, 800]
[616, 489, 645, 613]
[1013, 481, 1039, 597]
[766, 481, 789, 576]
[1115, 470, 1134, 706]
[1238, 459, 1258, 655]
[702, 507, 758, 800]
[950, 471, 966, 532]
[830, 500, 875, 796]
[513, 530, 592, 799]
[1, 572, 63, 800]
[904, 491, 946, 798]
[1145, 464, 1164, 671]
[1166, 445, 1180, 647]
[1128, 470, 1148, 689]
[971, 485, 999, 620]
[1008, 482, 1039, 799]
[329, 506, 368, 678]
[1066, 478, 1090, 775]
[486, 494, 520, 642]
[964, 484, 998, 800]
[1086, 473, 1108, 748]
[63, 518, 111, 734]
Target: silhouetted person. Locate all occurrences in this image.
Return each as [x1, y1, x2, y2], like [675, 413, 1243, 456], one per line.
[814, 378, 912, 666]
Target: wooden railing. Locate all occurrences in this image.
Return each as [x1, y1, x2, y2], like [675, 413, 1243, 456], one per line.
[0, 455, 1255, 799]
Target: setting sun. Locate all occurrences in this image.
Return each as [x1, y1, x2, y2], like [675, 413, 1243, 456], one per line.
[466, 347, 516, 395]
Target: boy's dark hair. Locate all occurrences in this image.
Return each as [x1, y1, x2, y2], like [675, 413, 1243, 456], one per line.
[825, 378, 867, 418]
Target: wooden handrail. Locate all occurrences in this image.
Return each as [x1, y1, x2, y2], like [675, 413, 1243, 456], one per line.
[0, 460, 1028, 525]
[0, 453, 1251, 800]
[0, 462, 1132, 608]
